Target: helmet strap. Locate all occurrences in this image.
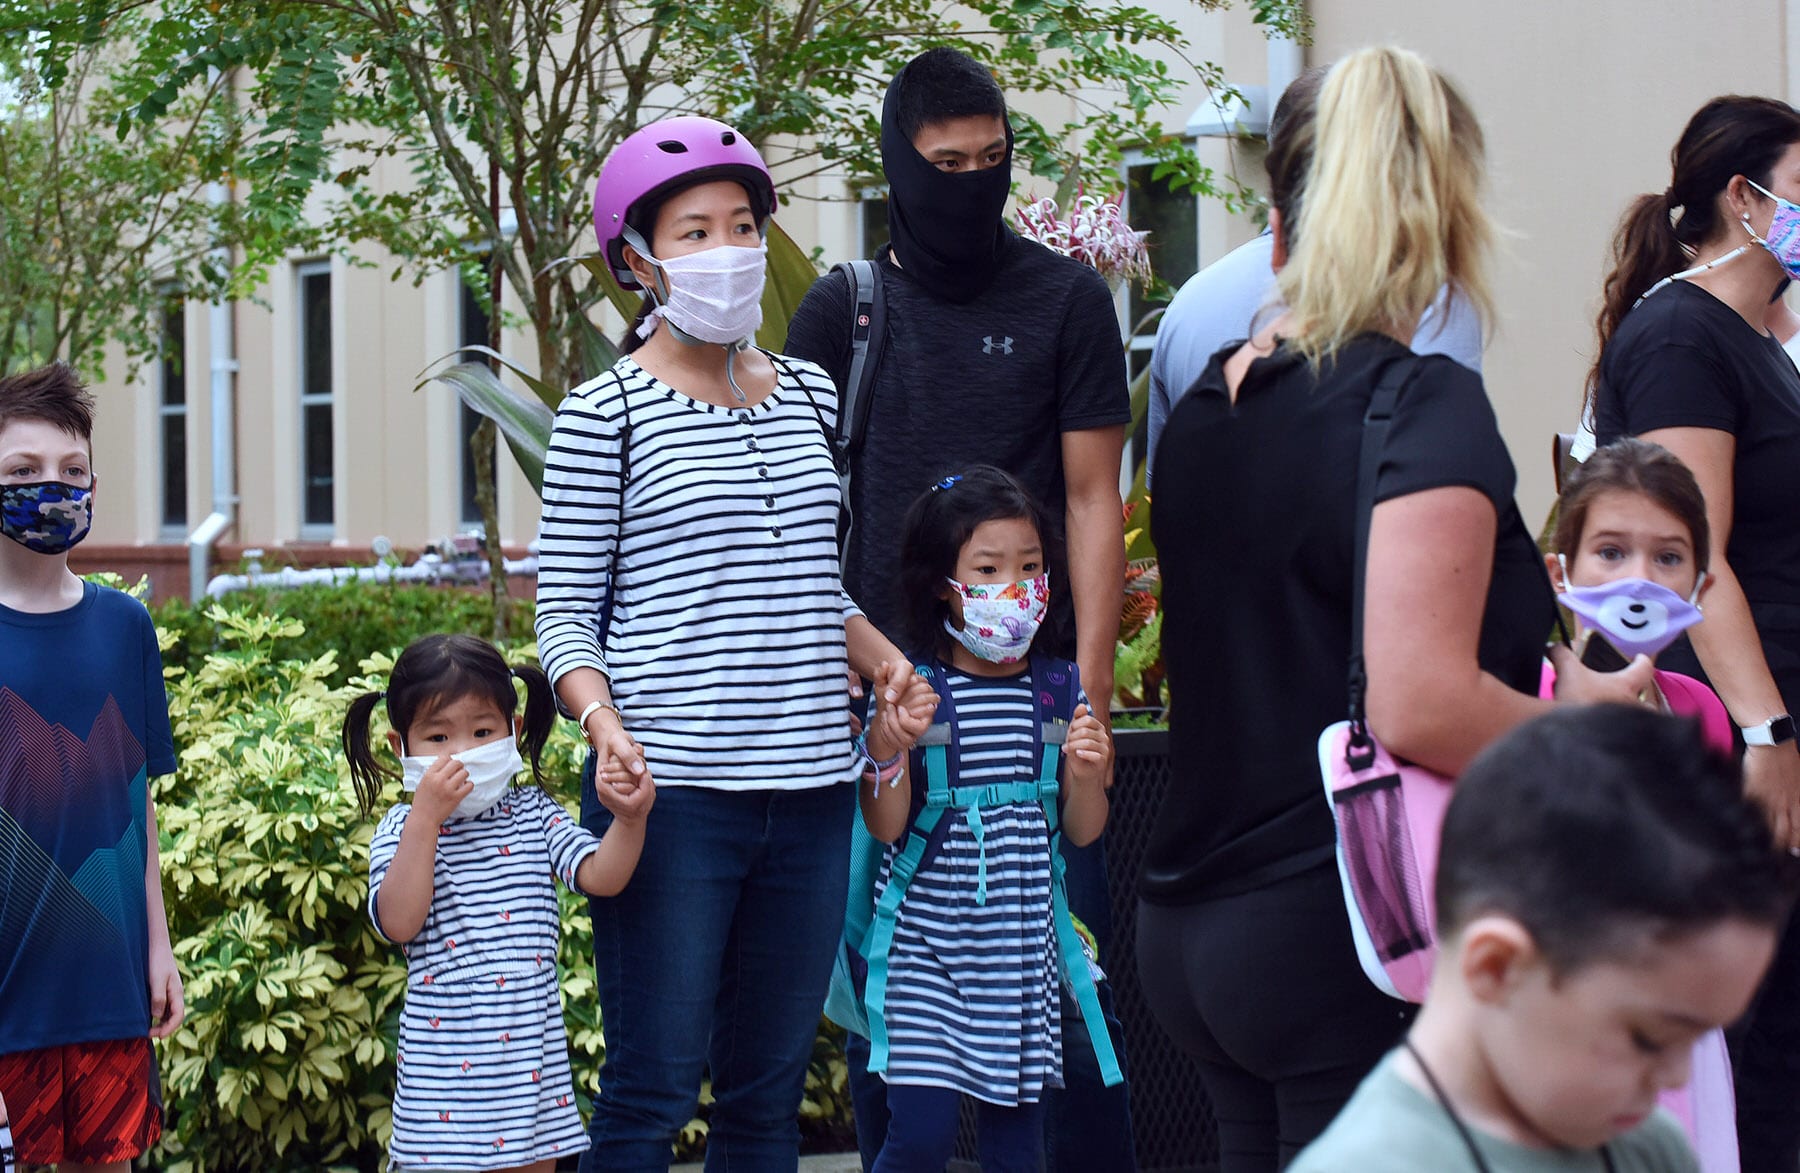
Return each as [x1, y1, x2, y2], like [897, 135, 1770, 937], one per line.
[620, 224, 674, 305]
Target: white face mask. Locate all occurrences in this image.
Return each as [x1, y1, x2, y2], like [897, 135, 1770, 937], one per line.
[633, 238, 768, 346]
[401, 735, 524, 820]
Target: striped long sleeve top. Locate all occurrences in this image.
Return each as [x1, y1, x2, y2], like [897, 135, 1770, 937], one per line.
[534, 353, 860, 791]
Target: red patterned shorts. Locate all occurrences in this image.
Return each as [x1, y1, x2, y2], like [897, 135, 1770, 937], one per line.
[0, 1038, 161, 1166]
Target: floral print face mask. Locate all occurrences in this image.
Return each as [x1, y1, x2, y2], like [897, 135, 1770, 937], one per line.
[943, 573, 1050, 664]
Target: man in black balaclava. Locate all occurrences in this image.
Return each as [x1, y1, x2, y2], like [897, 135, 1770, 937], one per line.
[787, 45, 1134, 1173]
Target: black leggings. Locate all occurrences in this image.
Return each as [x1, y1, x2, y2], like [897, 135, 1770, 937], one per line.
[1730, 903, 1800, 1172]
[1136, 862, 1414, 1172]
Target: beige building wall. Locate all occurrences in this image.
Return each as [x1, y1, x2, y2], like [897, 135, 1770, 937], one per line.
[79, 0, 1797, 593]
[1301, 0, 1787, 527]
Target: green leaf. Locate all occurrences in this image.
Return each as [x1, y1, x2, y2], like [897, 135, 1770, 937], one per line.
[756, 220, 821, 353]
[428, 361, 552, 493]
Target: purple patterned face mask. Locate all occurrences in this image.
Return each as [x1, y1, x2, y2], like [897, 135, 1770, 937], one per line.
[1556, 569, 1705, 661]
[1, 479, 93, 555]
[1746, 179, 1800, 281]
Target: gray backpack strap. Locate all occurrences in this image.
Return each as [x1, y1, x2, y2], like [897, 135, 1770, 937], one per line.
[830, 258, 886, 556]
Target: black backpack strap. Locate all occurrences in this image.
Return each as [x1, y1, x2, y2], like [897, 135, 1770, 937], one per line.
[593, 366, 635, 646]
[830, 258, 887, 555]
[1344, 357, 1420, 767]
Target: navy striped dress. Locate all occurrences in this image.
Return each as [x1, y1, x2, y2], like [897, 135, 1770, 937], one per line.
[875, 669, 1068, 1105]
[368, 787, 598, 1169]
[534, 353, 860, 790]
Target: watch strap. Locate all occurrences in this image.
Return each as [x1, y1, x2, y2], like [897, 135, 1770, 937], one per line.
[1742, 714, 1796, 747]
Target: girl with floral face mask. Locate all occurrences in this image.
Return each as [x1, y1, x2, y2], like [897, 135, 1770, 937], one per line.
[341, 634, 653, 1173]
[1540, 439, 1741, 1173]
[846, 465, 1112, 1173]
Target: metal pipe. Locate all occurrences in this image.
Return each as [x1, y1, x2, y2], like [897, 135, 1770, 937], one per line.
[1267, 29, 1303, 112]
[186, 69, 238, 603]
[204, 553, 539, 599]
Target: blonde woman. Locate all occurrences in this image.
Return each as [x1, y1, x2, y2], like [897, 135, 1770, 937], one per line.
[1136, 47, 1649, 1172]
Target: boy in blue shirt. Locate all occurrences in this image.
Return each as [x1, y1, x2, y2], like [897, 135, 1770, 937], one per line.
[0, 362, 182, 1171]
[1293, 705, 1794, 1173]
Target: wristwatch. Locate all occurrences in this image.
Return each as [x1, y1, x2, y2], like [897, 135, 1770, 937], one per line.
[1741, 714, 1797, 747]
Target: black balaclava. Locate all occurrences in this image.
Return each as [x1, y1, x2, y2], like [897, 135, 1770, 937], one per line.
[880, 61, 1016, 304]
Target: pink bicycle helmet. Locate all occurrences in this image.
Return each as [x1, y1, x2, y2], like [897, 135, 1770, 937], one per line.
[593, 116, 777, 291]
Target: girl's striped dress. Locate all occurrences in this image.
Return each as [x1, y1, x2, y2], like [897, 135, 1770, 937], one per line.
[875, 667, 1069, 1105]
[368, 786, 599, 1169]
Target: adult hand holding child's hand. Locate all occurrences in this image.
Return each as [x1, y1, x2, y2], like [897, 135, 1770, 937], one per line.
[866, 659, 938, 760]
[587, 708, 652, 798]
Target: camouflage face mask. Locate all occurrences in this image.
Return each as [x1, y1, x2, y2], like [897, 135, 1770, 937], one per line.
[1, 480, 93, 555]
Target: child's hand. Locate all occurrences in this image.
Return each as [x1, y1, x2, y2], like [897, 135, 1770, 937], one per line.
[411, 755, 473, 825]
[596, 769, 656, 826]
[597, 735, 655, 796]
[148, 940, 185, 1039]
[866, 661, 938, 760]
[1065, 703, 1114, 790]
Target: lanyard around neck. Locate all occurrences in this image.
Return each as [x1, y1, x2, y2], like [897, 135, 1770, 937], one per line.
[1402, 1040, 1616, 1173]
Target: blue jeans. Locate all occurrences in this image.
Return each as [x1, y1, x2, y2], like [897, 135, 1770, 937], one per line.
[575, 766, 854, 1173]
[846, 835, 1136, 1172]
[872, 1084, 1045, 1173]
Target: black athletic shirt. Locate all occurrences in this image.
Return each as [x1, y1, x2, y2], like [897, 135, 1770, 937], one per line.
[785, 232, 1130, 643]
[1143, 334, 1554, 904]
[1595, 279, 1800, 709]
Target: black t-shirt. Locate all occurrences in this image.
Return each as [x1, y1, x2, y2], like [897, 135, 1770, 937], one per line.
[1595, 279, 1800, 707]
[1143, 334, 1554, 904]
[785, 233, 1130, 644]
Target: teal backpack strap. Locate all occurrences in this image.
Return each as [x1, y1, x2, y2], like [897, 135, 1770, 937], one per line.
[1034, 657, 1123, 1087]
[863, 660, 954, 1075]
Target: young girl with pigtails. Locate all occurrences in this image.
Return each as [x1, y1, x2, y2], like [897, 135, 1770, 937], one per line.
[341, 633, 653, 1173]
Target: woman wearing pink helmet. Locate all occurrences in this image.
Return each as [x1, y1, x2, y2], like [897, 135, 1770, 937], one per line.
[535, 116, 934, 1172]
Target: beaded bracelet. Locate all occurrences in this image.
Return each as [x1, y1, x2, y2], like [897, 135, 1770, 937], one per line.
[855, 735, 904, 795]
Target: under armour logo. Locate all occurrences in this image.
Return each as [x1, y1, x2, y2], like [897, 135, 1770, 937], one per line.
[982, 335, 1014, 355]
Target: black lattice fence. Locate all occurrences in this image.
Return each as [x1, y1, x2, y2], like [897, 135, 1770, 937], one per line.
[951, 726, 1218, 1172]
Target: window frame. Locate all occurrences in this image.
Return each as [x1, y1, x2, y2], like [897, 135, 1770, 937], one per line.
[157, 288, 189, 539]
[296, 259, 335, 539]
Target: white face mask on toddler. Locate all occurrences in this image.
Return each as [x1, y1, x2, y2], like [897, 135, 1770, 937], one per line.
[401, 735, 524, 820]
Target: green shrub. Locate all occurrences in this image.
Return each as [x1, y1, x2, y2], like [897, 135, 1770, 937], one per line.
[153, 581, 524, 688]
[148, 601, 852, 1171]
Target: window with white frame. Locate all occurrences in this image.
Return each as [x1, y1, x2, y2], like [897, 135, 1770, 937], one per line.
[857, 188, 889, 259]
[158, 290, 188, 536]
[1122, 152, 1202, 380]
[297, 260, 334, 536]
[458, 274, 495, 527]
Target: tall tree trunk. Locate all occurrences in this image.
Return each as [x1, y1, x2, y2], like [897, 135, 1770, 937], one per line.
[480, 155, 512, 640]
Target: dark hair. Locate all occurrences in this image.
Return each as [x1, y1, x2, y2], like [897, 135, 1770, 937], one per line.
[1437, 705, 1795, 974]
[1552, 438, 1712, 573]
[0, 361, 96, 443]
[341, 634, 558, 817]
[897, 464, 1064, 658]
[891, 47, 1007, 143]
[1266, 65, 1329, 237]
[620, 295, 656, 354]
[1588, 95, 1800, 406]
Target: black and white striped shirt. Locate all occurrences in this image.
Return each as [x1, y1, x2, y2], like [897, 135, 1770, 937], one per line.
[535, 354, 860, 790]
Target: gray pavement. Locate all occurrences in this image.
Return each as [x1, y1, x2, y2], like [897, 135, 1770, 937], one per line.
[671, 1156, 861, 1173]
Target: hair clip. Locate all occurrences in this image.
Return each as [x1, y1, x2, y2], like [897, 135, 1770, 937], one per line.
[931, 475, 962, 492]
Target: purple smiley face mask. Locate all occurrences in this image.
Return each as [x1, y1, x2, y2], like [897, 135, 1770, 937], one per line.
[1555, 565, 1706, 661]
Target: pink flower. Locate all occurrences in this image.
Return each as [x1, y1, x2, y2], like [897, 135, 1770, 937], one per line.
[1014, 189, 1152, 286]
